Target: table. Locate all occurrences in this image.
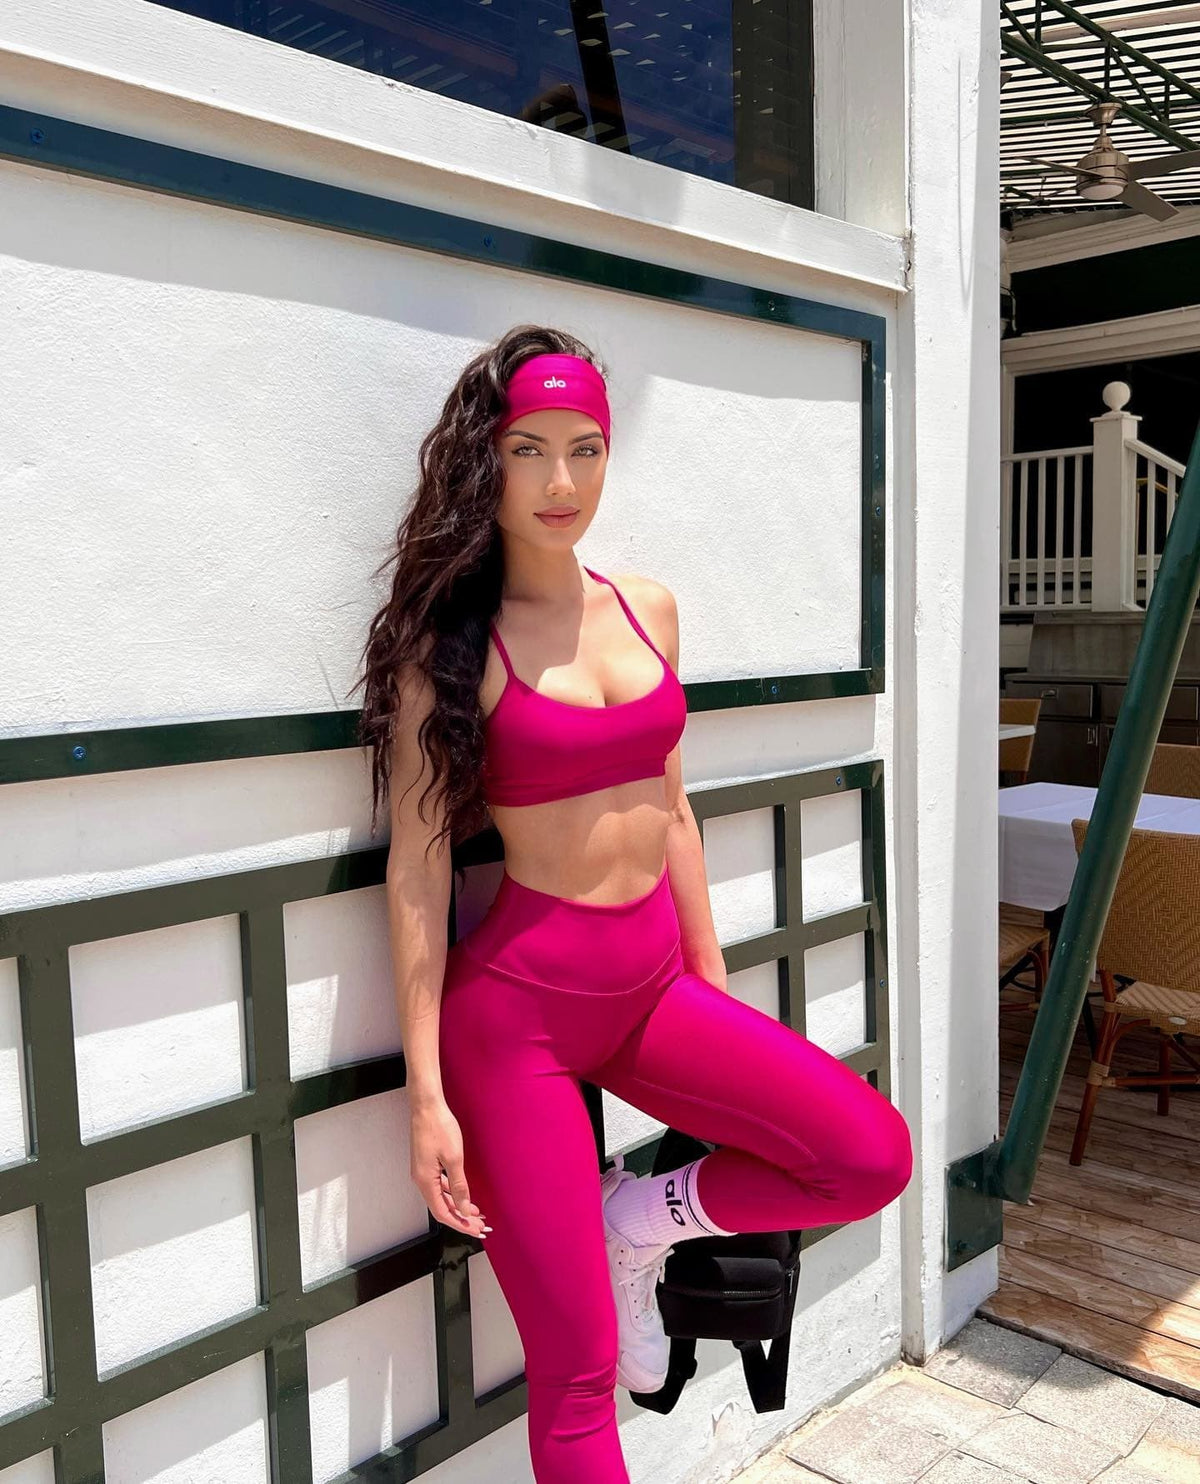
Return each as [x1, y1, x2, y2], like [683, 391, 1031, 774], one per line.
[999, 782, 1200, 1054]
[1001, 723, 1037, 741]
[999, 782, 1200, 911]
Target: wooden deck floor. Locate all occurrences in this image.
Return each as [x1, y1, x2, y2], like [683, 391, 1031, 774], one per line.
[981, 1000, 1200, 1403]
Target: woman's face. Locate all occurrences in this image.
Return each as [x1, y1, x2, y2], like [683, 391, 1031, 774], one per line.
[494, 406, 607, 545]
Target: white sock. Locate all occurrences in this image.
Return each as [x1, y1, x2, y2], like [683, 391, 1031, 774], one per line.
[606, 1156, 736, 1248]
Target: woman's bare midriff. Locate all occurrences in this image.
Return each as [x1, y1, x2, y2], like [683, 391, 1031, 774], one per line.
[490, 777, 672, 905]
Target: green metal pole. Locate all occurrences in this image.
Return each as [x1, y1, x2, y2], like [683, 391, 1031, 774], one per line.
[997, 416, 1200, 1203]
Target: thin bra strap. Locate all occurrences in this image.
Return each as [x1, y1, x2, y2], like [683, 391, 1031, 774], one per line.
[583, 565, 663, 659]
[488, 618, 517, 679]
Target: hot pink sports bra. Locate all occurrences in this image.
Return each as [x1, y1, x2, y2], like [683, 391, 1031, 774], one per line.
[481, 567, 688, 807]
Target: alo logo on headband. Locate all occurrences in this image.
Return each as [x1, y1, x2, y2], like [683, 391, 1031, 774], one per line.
[543, 377, 567, 388]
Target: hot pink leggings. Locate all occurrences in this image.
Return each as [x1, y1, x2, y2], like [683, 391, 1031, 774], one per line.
[438, 863, 912, 1483]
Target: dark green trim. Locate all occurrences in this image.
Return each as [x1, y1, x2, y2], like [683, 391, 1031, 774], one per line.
[0, 711, 362, 786]
[0, 104, 886, 348]
[0, 101, 887, 787]
[0, 668, 877, 785]
[0, 759, 889, 1479]
[946, 409, 1200, 1271]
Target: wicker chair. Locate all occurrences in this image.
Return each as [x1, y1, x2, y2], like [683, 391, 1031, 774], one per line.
[1000, 697, 1041, 784]
[1144, 742, 1200, 800]
[1068, 819, 1200, 1165]
[999, 904, 1050, 1014]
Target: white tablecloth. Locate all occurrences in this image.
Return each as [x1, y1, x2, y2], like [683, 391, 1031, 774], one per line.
[998, 782, 1200, 910]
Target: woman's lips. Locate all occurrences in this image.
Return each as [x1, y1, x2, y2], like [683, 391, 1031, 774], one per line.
[535, 509, 579, 527]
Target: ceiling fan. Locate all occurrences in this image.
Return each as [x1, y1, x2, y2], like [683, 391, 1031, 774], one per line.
[1019, 101, 1200, 221]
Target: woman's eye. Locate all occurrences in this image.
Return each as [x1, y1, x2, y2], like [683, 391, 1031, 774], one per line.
[514, 444, 599, 457]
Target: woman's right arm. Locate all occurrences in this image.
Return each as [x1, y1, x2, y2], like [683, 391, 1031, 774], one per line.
[385, 660, 490, 1241]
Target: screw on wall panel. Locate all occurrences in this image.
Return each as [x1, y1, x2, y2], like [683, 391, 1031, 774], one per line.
[835, 775, 843, 787]
[71, 745, 87, 761]
[482, 234, 495, 249]
[30, 128, 44, 144]
[875, 505, 882, 516]
[953, 1240, 969, 1254]
[770, 682, 778, 694]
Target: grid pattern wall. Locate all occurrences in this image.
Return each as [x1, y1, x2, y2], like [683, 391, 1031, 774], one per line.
[0, 759, 888, 1482]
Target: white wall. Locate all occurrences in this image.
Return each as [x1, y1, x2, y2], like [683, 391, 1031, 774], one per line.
[0, 0, 999, 1479]
[0, 146, 867, 730]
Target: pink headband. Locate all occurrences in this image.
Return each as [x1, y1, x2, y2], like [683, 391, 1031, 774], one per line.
[496, 353, 611, 448]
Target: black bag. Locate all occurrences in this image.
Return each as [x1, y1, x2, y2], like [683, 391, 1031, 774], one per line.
[625, 1128, 803, 1416]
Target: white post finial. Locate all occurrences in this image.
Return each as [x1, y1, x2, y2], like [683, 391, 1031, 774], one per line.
[1101, 381, 1131, 415]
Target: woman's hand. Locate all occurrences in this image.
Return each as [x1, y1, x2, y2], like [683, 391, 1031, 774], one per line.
[410, 1096, 492, 1239]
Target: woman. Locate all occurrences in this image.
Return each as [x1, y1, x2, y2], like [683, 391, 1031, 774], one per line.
[355, 324, 912, 1484]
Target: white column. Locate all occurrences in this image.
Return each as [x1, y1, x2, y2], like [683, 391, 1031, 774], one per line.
[1089, 381, 1142, 612]
[894, 0, 1001, 1360]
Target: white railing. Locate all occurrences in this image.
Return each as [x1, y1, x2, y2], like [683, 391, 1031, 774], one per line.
[1001, 446, 1092, 611]
[1001, 382, 1188, 614]
[1130, 437, 1186, 608]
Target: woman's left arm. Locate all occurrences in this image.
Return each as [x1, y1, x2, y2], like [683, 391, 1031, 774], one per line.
[640, 577, 728, 992]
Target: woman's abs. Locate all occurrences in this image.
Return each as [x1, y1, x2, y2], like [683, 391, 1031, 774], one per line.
[488, 777, 672, 906]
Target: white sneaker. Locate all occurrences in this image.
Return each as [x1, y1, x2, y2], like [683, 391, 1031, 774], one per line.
[600, 1155, 673, 1393]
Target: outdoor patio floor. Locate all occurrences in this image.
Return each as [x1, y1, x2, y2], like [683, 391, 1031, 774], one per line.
[732, 1316, 1200, 1483]
[985, 1001, 1200, 1404]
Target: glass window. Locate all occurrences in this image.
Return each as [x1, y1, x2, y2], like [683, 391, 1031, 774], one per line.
[146, 1, 814, 208]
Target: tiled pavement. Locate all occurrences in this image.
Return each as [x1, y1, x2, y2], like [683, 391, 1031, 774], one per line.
[731, 1318, 1200, 1484]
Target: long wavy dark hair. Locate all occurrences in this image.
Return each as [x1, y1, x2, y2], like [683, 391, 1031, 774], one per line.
[349, 323, 610, 878]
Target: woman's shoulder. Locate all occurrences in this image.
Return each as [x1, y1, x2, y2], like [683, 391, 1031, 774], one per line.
[607, 569, 677, 614]
[606, 570, 679, 654]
